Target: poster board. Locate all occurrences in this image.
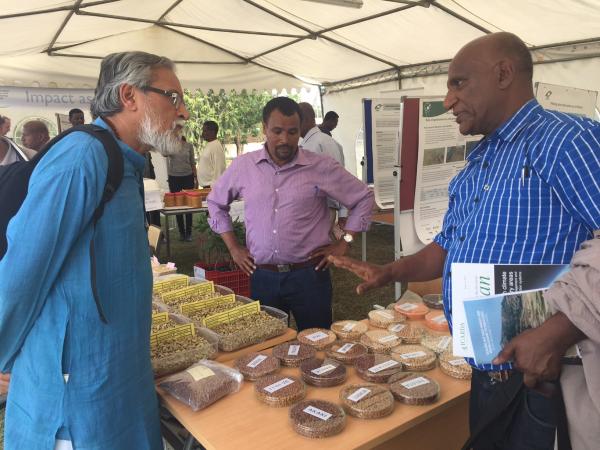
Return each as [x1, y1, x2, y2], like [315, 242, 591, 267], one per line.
[535, 82, 598, 119]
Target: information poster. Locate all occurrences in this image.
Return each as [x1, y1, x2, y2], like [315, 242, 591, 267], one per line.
[413, 99, 477, 244]
[371, 98, 401, 209]
[535, 82, 598, 119]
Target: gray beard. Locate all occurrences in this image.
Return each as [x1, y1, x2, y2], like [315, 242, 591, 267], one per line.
[138, 110, 183, 157]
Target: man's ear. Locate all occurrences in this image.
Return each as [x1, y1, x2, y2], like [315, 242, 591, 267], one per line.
[496, 59, 515, 90]
[262, 122, 267, 135]
[119, 84, 138, 112]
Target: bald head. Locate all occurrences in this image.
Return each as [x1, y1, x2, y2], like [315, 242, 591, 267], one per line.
[444, 32, 534, 136]
[22, 120, 50, 151]
[298, 102, 316, 137]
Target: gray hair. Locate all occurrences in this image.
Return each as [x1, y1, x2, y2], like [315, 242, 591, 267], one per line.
[90, 51, 175, 118]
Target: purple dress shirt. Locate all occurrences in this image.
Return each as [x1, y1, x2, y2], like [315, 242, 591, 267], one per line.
[208, 146, 374, 264]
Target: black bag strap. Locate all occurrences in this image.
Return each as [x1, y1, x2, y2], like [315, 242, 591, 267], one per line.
[39, 125, 123, 324]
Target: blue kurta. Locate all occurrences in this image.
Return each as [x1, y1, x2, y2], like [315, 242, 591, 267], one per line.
[0, 119, 162, 449]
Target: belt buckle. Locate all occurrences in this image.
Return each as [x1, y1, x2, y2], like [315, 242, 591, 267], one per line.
[276, 264, 291, 273]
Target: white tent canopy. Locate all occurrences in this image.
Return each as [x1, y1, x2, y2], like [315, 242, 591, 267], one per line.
[1, 0, 600, 91]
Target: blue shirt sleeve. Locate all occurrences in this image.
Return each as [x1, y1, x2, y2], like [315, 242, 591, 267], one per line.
[0, 140, 103, 372]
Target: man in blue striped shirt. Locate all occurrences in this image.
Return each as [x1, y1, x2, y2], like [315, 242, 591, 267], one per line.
[331, 32, 599, 449]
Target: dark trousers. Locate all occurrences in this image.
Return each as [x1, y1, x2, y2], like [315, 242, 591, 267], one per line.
[168, 174, 194, 235]
[468, 369, 559, 450]
[250, 266, 332, 331]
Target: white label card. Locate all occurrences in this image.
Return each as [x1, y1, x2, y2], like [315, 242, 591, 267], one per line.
[263, 378, 294, 393]
[448, 358, 468, 366]
[373, 304, 385, 310]
[304, 331, 328, 342]
[288, 345, 300, 356]
[400, 351, 427, 359]
[437, 336, 452, 350]
[401, 377, 431, 389]
[432, 315, 447, 324]
[246, 354, 268, 368]
[337, 343, 355, 354]
[186, 366, 215, 381]
[303, 406, 332, 421]
[348, 387, 371, 402]
[379, 334, 398, 343]
[389, 324, 406, 332]
[342, 322, 356, 332]
[398, 303, 418, 311]
[368, 359, 399, 373]
[311, 364, 337, 375]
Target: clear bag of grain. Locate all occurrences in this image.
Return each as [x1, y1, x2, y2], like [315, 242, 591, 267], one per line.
[360, 330, 401, 354]
[340, 384, 395, 419]
[388, 372, 440, 405]
[272, 341, 316, 367]
[387, 323, 428, 344]
[159, 360, 243, 411]
[438, 351, 472, 380]
[289, 399, 346, 438]
[420, 334, 452, 355]
[300, 358, 347, 387]
[390, 344, 437, 371]
[330, 320, 368, 341]
[255, 374, 306, 407]
[297, 328, 337, 350]
[325, 341, 368, 364]
[354, 354, 403, 383]
[234, 352, 280, 381]
[368, 309, 406, 328]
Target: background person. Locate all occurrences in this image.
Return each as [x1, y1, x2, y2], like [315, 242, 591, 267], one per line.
[196, 120, 226, 187]
[20, 120, 50, 151]
[167, 135, 197, 241]
[68, 108, 85, 127]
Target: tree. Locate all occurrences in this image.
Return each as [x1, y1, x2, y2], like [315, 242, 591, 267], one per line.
[184, 88, 274, 155]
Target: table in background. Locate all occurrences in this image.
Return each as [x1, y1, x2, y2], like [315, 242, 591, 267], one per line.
[160, 206, 207, 258]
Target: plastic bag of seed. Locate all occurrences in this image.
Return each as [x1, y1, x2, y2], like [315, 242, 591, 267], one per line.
[159, 360, 243, 411]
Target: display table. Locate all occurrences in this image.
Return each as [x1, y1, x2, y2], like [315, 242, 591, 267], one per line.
[160, 206, 207, 258]
[158, 320, 470, 450]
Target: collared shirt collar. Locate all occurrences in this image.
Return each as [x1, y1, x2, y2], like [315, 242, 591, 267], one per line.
[93, 117, 146, 172]
[496, 98, 541, 143]
[255, 144, 310, 169]
[302, 126, 321, 144]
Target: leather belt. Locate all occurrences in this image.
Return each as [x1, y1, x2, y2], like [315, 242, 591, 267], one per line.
[487, 370, 513, 383]
[256, 257, 322, 273]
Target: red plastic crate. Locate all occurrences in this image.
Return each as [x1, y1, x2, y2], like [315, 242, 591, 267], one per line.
[194, 261, 251, 297]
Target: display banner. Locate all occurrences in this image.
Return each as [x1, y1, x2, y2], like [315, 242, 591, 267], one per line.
[0, 85, 93, 142]
[535, 82, 598, 119]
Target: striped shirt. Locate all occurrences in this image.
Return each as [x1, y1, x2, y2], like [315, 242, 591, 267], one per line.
[208, 146, 373, 264]
[434, 99, 600, 371]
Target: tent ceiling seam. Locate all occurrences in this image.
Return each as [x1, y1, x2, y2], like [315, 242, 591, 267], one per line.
[157, 0, 182, 22]
[0, 0, 118, 20]
[46, 0, 84, 54]
[430, 0, 492, 34]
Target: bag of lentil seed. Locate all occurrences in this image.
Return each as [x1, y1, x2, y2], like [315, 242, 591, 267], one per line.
[159, 360, 243, 411]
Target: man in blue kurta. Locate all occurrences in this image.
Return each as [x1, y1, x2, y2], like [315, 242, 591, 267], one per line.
[0, 51, 190, 449]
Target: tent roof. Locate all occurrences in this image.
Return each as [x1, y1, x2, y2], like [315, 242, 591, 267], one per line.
[1, 0, 600, 90]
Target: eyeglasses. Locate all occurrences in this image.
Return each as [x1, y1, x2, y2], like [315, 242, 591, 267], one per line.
[143, 86, 184, 109]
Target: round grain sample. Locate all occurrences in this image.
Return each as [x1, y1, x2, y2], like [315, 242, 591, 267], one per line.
[272, 341, 316, 367]
[254, 374, 306, 407]
[388, 372, 440, 405]
[289, 399, 346, 438]
[234, 352, 280, 381]
[391, 344, 437, 371]
[439, 351, 472, 380]
[297, 328, 337, 350]
[423, 294, 444, 310]
[425, 311, 450, 332]
[420, 334, 452, 355]
[325, 341, 368, 364]
[394, 302, 430, 320]
[330, 320, 368, 341]
[368, 309, 406, 328]
[300, 358, 347, 387]
[387, 323, 428, 344]
[360, 330, 401, 354]
[340, 384, 395, 419]
[354, 353, 403, 383]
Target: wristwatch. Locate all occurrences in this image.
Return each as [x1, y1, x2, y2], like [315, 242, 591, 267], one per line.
[342, 232, 354, 244]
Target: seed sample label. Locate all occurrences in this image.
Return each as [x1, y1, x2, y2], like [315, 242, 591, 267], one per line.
[401, 377, 431, 389]
[186, 366, 215, 381]
[437, 336, 452, 350]
[288, 345, 300, 356]
[336, 343, 355, 354]
[368, 360, 399, 373]
[378, 334, 398, 343]
[246, 355, 268, 368]
[389, 324, 406, 332]
[303, 406, 332, 421]
[448, 358, 468, 366]
[348, 387, 371, 402]
[311, 364, 337, 375]
[342, 323, 356, 332]
[397, 303, 418, 311]
[263, 378, 294, 393]
[305, 331, 329, 342]
[400, 351, 427, 359]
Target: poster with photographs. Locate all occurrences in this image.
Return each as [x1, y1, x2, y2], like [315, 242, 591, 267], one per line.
[413, 98, 479, 244]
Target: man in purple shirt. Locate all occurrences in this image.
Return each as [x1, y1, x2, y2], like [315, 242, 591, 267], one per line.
[208, 97, 374, 330]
